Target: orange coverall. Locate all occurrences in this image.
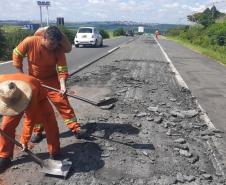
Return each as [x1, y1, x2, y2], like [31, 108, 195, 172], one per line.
[155, 31, 160, 39]
[12, 36, 80, 134]
[0, 73, 60, 158]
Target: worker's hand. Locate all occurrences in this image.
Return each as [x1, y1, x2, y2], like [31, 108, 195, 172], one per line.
[21, 143, 28, 152]
[60, 87, 67, 95]
[59, 78, 67, 95]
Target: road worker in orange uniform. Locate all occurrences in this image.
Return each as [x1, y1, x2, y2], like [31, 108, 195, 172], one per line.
[12, 26, 86, 143]
[155, 30, 160, 39]
[0, 73, 60, 171]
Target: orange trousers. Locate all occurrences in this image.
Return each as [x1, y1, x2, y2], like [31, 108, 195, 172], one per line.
[33, 77, 80, 134]
[0, 99, 60, 158]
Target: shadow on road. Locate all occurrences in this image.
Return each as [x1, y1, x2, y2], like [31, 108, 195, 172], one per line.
[11, 122, 153, 177]
[12, 141, 104, 178]
[60, 122, 139, 139]
[61, 142, 104, 178]
[61, 122, 154, 150]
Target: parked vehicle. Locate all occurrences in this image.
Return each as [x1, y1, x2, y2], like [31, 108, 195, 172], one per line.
[74, 27, 103, 47]
[125, 30, 134, 36]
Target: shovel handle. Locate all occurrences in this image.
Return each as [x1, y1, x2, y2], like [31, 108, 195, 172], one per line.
[42, 84, 99, 106]
[0, 129, 44, 167]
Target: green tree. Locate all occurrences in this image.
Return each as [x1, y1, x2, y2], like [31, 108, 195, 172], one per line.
[4, 29, 33, 60]
[113, 28, 125, 37]
[59, 26, 76, 44]
[0, 29, 7, 61]
[99, 29, 110, 39]
[187, 6, 224, 27]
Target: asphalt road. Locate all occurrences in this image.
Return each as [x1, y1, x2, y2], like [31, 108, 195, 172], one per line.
[67, 37, 132, 73]
[159, 38, 226, 132]
[1, 35, 225, 184]
[0, 36, 132, 75]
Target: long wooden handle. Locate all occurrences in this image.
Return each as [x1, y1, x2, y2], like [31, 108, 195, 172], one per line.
[0, 129, 44, 167]
[42, 84, 99, 106]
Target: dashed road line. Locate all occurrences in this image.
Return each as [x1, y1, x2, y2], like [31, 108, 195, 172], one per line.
[69, 38, 135, 76]
[69, 46, 120, 76]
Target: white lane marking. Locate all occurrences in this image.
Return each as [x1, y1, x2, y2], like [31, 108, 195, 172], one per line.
[108, 47, 119, 53]
[154, 35, 215, 129]
[154, 36, 188, 89]
[0, 60, 13, 66]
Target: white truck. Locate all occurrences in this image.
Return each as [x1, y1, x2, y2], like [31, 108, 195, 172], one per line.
[138, 26, 144, 34]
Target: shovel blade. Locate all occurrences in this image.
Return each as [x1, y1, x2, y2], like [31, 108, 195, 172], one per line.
[97, 97, 118, 106]
[40, 159, 72, 178]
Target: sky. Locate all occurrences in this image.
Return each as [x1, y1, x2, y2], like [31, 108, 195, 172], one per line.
[0, 0, 226, 24]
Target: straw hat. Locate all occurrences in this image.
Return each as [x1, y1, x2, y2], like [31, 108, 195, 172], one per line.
[0, 80, 32, 116]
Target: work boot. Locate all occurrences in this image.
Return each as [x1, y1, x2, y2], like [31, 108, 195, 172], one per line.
[30, 133, 44, 143]
[0, 157, 11, 172]
[49, 153, 62, 160]
[74, 128, 87, 139]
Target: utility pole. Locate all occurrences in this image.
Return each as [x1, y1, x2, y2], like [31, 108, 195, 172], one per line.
[45, 1, 50, 26]
[37, 1, 43, 27]
[37, 1, 51, 27]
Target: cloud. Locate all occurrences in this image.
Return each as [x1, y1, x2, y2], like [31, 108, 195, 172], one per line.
[88, 0, 105, 4]
[164, 2, 179, 8]
[0, 0, 224, 24]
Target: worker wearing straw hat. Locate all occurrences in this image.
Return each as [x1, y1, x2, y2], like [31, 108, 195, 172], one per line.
[0, 73, 60, 171]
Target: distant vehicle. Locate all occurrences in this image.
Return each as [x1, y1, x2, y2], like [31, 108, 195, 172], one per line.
[74, 27, 103, 47]
[138, 26, 144, 35]
[125, 30, 134, 36]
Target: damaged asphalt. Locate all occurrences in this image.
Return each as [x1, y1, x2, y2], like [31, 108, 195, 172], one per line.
[0, 36, 225, 185]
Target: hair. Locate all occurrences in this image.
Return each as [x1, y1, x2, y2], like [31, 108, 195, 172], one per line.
[44, 26, 62, 42]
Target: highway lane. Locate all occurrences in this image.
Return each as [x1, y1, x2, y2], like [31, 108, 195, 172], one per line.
[67, 36, 132, 73]
[0, 36, 132, 75]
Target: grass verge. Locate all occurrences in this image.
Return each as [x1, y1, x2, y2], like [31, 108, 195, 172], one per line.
[108, 31, 114, 38]
[166, 36, 226, 66]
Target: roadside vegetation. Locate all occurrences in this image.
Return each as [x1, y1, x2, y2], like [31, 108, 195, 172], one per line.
[0, 26, 33, 61]
[113, 28, 125, 37]
[166, 6, 226, 65]
[99, 29, 110, 39]
[58, 26, 76, 44]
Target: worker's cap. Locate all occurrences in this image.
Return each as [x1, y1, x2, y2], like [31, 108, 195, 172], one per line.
[0, 80, 32, 116]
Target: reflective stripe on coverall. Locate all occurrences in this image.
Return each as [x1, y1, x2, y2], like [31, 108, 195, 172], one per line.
[12, 36, 80, 134]
[0, 73, 60, 158]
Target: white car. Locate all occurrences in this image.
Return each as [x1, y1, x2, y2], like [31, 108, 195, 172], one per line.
[74, 27, 103, 47]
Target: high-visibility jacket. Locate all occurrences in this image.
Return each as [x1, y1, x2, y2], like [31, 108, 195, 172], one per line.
[0, 73, 60, 157]
[12, 36, 68, 81]
[12, 36, 79, 133]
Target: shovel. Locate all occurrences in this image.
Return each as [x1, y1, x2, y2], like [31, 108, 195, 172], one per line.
[42, 84, 117, 107]
[0, 129, 72, 178]
[91, 134, 154, 150]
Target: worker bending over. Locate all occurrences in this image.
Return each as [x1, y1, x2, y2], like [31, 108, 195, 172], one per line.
[0, 73, 60, 171]
[12, 26, 86, 143]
